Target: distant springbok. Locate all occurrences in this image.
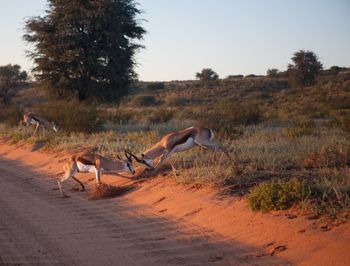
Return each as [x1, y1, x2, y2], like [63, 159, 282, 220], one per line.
[128, 126, 231, 170]
[23, 112, 58, 135]
[57, 150, 135, 197]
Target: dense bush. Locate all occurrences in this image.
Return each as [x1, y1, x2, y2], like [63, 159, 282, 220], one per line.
[195, 68, 219, 82]
[108, 109, 135, 125]
[34, 101, 102, 132]
[282, 117, 316, 138]
[198, 100, 262, 139]
[287, 50, 323, 87]
[0, 104, 22, 126]
[131, 95, 158, 107]
[147, 109, 174, 124]
[145, 82, 165, 92]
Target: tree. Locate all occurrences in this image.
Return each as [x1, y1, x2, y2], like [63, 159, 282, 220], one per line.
[287, 50, 323, 87]
[24, 0, 145, 103]
[266, 68, 279, 78]
[195, 68, 219, 82]
[0, 64, 28, 104]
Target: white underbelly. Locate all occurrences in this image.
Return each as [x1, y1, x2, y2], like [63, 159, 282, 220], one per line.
[30, 119, 39, 125]
[77, 162, 96, 173]
[173, 138, 195, 152]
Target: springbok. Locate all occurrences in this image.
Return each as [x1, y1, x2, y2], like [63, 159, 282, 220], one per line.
[23, 112, 58, 135]
[57, 150, 135, 197]
[129, 126, 231, 171]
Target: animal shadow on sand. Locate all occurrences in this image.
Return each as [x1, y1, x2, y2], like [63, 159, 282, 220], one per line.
[31, 140, 46, 152]
[88, 183, 138, 200]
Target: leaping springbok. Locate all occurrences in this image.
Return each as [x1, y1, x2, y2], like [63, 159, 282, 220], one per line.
[128, 126, 231, 171]
[23, 112, 58, 135]
[57, 150, 135, 197]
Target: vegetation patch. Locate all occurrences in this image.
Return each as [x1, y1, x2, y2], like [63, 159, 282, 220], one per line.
[0, 104, 22, 127]
[248, 178, 313, 212]
[131, 95, 158, 107]
[34, 101, 102, 133]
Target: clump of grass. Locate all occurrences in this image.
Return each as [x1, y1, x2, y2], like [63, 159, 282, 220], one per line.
[309, 170, 350, 217]
[131, 95, 158, 107]
[8, 128, 33, 144]
[248, 177, 313, 212]
[302, 142, 350, 169]
[282, 117, 316, 139]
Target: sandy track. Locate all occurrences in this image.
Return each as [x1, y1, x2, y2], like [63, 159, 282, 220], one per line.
[0, 156, 283, 265]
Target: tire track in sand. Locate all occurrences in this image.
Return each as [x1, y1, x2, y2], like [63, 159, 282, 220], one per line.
[0, 158, 286, 265]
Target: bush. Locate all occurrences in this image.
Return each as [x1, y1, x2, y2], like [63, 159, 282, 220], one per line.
[195, 68, 219, 82]
[248, 178, 312, 212]
[34, 101, 102, 132]
[302, 143, 350, 169]
[332, 110, 350, 132]
[282, 118, 315, 138]
[198, 101, 262, 139]
[147, 109, 174, 124]
[0, 104, 22, 126]
[145, 82, 165, 92]
[131, 95, 158, 107]
[165, 95, 189, 107]
[109, 109, 135, 125]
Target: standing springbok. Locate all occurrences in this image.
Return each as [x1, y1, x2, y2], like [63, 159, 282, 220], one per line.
[23, 112, 58, 135]
[57, 150, 135, 197]
[129, 126, 231, 170]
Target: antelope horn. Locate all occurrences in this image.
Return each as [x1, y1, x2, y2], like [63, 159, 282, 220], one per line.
[125, 150, 141, 163]
[124, 149, 132, 161]
[128, 151, 154, 169]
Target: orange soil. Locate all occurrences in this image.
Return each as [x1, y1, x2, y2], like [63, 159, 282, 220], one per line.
[1, 141, 349, 265]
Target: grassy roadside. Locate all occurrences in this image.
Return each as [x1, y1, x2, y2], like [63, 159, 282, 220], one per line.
[1, 119, 349, 218]
[1, 74, 349, 217]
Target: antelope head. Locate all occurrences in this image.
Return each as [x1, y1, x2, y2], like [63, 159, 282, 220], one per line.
[120, 150, 136, 174]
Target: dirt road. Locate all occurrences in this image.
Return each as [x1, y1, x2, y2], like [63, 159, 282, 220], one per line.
[0, 156, 282, 265]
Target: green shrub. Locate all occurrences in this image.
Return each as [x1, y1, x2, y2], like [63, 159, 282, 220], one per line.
[248, 178, 312, 212]
[145, 82, 165, 92]
[34, 101, 102, 133]
[131, 95, 158, 107]
[0, 104, 23, 126]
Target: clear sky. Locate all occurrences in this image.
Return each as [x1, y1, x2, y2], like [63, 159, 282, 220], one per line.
[0, 0, 349, 81]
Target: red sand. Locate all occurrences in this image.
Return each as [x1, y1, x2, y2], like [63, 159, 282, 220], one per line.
[1, 141, 349, 265]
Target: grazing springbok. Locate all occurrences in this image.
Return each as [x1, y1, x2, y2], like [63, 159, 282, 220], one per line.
[128, 126, 231, 170]
[57, 150, 135, 197]
[23, 112, 58, 135]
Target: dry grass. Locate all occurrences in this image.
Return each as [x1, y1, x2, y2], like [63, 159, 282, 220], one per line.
[1, 73, 349, 216]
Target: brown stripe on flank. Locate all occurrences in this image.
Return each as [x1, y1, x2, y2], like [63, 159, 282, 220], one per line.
[30, 116, 41, 123]
[170, 133, 193, 150]
[77, 157, 95, 166]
